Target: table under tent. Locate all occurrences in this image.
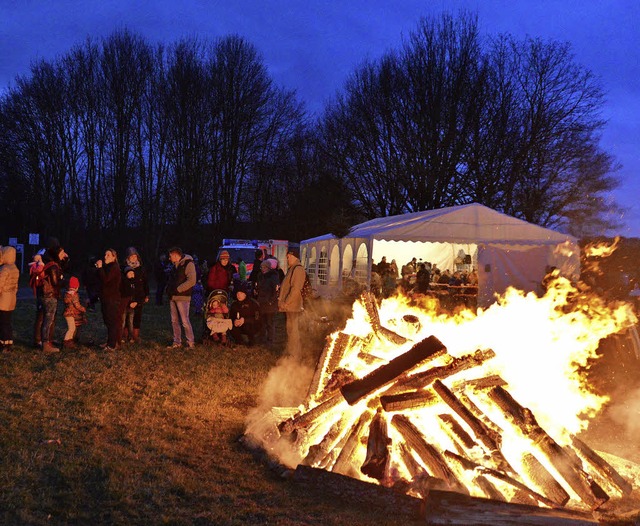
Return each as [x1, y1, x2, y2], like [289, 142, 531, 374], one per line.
[300, 203, 580, 308]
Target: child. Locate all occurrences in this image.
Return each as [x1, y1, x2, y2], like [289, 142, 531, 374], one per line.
[122, 266, 146, 343]
[208, 298, 229, 343]
[63, 276, 86, 349]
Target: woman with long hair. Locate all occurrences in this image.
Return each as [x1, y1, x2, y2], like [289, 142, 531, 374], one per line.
[96, 248, 121, 351]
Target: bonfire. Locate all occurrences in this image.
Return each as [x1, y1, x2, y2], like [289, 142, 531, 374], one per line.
[245, 265, 640, 524]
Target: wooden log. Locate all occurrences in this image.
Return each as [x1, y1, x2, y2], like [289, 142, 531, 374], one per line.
[570, 435, 633, 496]
[443, 450, 561, 509]
[332, 410, 374, 476]
[340, 335, 446, 405]
[302, 413, 351, 467]
[474, 474, 506, 502]
[432, 379, 514, 475]
[314, 367, 357, 405]
[437, 413, 477, 453]
[360, 291, 408, 345]
[380, 389, 438, 412]
[521, 452, 571, 506]
[421, 488, 601, 525]
[487, 386, 609, 510]
[306, 333, 336, 400]
[398, 441, 426, 480]
[293, 465, 423, 520]
[385, 349, 495, 394]
[452, 374, 509, 391]
[361, 408, 391, 480]
[391, 414, 468, 494]
[279, 394, 345, 435]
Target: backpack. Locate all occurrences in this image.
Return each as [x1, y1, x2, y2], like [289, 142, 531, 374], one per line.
[300, 268, 313, 302]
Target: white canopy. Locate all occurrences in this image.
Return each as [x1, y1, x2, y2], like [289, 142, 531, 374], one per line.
[301, 203, 580, 307]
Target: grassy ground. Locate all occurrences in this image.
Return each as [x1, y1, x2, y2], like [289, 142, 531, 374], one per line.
[0, 296, 414, 526]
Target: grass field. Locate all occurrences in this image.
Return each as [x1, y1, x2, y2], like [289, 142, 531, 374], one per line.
[0, 295, 415, 526]
[3, 291, 640, 525]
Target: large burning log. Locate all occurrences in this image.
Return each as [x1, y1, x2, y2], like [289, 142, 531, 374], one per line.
[380, 389, 438, 412]
[443, 450, 561, 508]
[360, 408, 391, 480]
[391, 414, 468, 494]
[521, 452, 571, 506]
[387, 349, 496, 393]
[332, 410, 374, 476]
[432, 379, 514, 475]
[487, 385, 609, 510]
[340, 335, 446, 405]
[307, 332, 359, 400]
[570, 435, 633, 496]
[360, 291, 409, 345]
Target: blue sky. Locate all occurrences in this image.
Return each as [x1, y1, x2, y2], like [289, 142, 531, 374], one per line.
[1, 0, 638, 236]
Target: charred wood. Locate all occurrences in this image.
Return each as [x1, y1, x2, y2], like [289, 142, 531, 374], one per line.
[302, 414, 351, 467]
[570, 435, 633, 496]
[443, 450, 561, 509]
[314, 368, 357, 405]
[380, 389, 438, 412]
[360, 291, 408, 345]
[340, 335, 446, 405]
[386, 349, 495, 394]
[391, 414, 468, 494]
[332, 410, 374, 476]
[361, 409, 391, 480]
[452, 374, 508, 391]
[487, 386, 609, 510]
[432, 379, 514, 474]
[437, 413, 477, 452]
[521, 452, 571, 507]
[279, 394, 344, 435]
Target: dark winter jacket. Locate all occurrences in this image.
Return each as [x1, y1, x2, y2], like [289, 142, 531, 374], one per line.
[256, 268, 280, 314]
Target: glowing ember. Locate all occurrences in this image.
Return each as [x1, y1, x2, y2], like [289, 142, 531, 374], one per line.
[246, 276, 639, 513]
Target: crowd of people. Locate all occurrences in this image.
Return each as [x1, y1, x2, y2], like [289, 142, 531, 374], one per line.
[370, 256, 478, 299]
[0, 240, 308, 357]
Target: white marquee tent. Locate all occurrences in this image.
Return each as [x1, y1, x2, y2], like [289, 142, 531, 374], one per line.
[300, 203, 580, 307]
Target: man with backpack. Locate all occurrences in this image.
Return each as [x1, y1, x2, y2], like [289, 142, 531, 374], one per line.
[278, 247, 307, 359]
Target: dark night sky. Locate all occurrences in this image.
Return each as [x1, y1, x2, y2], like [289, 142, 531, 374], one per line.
[1, 0, 638, 236]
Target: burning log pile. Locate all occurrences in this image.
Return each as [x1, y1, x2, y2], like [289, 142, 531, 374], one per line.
[246, 290, 639, 521]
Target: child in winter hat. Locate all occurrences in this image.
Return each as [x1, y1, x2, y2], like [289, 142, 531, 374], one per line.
[63, 276, 86, 348]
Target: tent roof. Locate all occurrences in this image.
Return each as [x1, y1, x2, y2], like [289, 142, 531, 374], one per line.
[302, 203, 577, 246]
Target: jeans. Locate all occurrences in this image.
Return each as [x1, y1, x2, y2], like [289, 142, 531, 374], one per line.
[170, 300, 194, 345]
[42, 297, 58, 343]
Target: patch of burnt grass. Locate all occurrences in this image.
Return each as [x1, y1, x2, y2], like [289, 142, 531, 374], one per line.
[1, 297, 410, 526]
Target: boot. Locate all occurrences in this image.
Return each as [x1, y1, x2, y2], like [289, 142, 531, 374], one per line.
[133, 328, 140, 343]
[63, 339, 75, 349]
[220, 333, 227, 345]
[42, 342, 59, 355]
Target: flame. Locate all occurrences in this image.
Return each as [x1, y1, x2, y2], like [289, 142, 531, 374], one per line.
[583, 236, 620, 259]
[247, 274, 638, 510]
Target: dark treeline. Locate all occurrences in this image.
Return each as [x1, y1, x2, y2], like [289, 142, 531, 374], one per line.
[0, 12, 622, 264]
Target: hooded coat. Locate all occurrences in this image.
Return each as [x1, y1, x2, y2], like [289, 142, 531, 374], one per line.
[0, 246, 20, 311]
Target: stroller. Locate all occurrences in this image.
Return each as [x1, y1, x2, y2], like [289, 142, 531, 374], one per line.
[204, 289, 233, 344]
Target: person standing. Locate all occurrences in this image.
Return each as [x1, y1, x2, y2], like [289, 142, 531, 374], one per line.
[41, 245, 68, 354]
[206, 250, 235, 295]
[28, 252, 45, 347]
[0, 246, 20, 352]
[166, 247, 197, 349]
[278, 248, 306, 357]
[62, 276, 86, 349]
[96, 248, 121, 351]
[256, 259, 279, 344]
[124, 247, 149, 342]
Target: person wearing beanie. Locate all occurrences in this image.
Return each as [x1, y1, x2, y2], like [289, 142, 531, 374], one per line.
[228, 282, 261, 346]
[62, 276, 86, 349]
[124, 247, 149, 341]
[206, 249, 235, 295]
[278, 248, 306, 358]
[0, 246, 20, 352]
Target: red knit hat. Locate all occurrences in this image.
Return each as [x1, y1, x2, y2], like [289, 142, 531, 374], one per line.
[69, 276, 80, 289]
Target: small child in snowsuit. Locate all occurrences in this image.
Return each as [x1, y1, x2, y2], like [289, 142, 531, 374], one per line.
[208, 298, 229, 343]
[63, 276, 86, 348]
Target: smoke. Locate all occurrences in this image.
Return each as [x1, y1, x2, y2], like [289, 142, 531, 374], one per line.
[608, 384, 640, 442]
